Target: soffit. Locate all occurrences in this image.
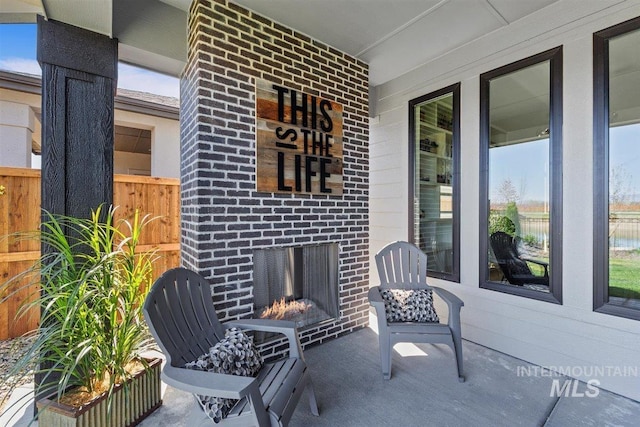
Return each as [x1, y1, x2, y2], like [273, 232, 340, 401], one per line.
[125, 0, 562, 84]
[112, 0, 187, 72]
[114, 124, 152, 154]
[3, 0, 636, 89]
[0, 0, 43, 22]
[609, 27, 640, 121]
[490, 63, 550, 134]
[31, 0, 187, 76]
[41, 0, 112, 36]
[230, 0, 559, 86]
[32, 123, 153, 155]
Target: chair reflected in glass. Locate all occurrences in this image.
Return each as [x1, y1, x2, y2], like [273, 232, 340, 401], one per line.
[490, 231, 549, 288]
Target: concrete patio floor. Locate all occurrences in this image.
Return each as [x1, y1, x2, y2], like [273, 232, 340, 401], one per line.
[140, 326, 639, 427]
[4, 325, 639, 426]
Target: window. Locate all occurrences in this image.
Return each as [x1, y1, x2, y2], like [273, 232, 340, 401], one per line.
[480, 48, 563, 303]
[594, 17, 640, 320]
[409, 84, 460, 281]
[114, 125, 152, 176]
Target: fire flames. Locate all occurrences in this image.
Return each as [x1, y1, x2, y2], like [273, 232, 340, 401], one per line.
[260, 297, 311, 321]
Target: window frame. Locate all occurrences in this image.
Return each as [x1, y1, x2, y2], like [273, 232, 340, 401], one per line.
[593, 17, 640, 321]
[408, 83, 461, 282]
[479, 47, 563, 304]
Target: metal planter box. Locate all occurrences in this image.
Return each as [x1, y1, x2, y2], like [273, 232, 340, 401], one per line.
[36, 358, 162, 427]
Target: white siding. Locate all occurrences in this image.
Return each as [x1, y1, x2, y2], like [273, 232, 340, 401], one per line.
[369, 1, 640, 401]
[370, 108, 408, 270]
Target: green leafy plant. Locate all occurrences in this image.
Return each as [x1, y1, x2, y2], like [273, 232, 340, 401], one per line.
[489, 202, 522, 238]
[489, 211, 516, 236]
[504, 202, 521, 237]
[522, 234, 539, 247]
[0, 205, 158, 419]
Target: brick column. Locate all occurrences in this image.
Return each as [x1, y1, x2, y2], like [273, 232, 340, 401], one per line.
[181, 0, 370, 351]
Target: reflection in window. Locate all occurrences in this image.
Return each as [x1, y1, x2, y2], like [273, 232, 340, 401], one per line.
[480, 48, 562, 303]
[409, 84, 460, 281]
[594, 18, 640, 319]
[609, 125, 640, 304]
[489, 138, 550, 291]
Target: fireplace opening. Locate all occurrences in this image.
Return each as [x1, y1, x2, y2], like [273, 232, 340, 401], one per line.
[253, 243, 339, 329]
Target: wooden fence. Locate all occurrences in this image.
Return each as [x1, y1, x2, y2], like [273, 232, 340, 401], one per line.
[0, 167, 181, 340]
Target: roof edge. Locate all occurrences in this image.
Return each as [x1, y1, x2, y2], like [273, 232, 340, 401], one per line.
[0, 70, 179, 120]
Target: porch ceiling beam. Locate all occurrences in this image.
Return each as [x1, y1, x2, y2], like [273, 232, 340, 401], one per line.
[41, 0, 112, 36]
[113, 0, 187, 75]
[39, 0, 187, 77]
[0, 0, 43, 23]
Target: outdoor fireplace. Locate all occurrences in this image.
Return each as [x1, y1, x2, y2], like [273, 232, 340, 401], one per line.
[181, 0, 369, 356]
[253, 243, 339, 329]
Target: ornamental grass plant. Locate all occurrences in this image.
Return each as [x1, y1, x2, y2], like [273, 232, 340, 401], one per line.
[0, 205, 158, 422]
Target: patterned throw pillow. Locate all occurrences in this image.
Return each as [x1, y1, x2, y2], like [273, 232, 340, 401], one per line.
[184, 327, 263, 423]
[380, 289, 439, 323]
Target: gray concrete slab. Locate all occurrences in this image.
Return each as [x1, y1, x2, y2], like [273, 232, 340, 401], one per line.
[545, 381, 640, 427]
[5, 327, 639, 426]
[138, 327, 640, 427]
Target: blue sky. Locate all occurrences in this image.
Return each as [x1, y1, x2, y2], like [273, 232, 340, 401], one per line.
[0, 23, 179, 98]
[490, 139, 549, 203]
[610, 124, 640, 201]
[490, 123, 640, 204]
[611, 124, 640, 175]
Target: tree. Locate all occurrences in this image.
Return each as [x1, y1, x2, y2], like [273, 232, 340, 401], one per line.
[609, 165, 632, 210]
[504, 201, 521, 237]
[498, 178, 519, 204]
[609, 165, 633, 242]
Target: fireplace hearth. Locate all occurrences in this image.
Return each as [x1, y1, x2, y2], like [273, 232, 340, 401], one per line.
[257, 297, 331, 327]
[253, 243, 339, 330]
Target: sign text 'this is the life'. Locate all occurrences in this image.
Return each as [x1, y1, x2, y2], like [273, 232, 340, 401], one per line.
[272, 84, 335, 193]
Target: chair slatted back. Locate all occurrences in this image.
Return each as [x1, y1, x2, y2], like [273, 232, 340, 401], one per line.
[375, 241, 429, 289]
[490, 232, 533, 276]
[144, 267, 226, 367]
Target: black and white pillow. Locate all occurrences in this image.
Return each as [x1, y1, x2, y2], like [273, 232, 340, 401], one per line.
[184, 327, 263, 423]
[380, 289, 439, 323]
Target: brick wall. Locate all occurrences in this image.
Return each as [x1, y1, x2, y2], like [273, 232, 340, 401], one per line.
[180, 0, 369, 351]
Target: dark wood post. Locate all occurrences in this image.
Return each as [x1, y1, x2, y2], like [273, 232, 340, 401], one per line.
[37, 15, 117, 219]
[35, 15, 117, 408]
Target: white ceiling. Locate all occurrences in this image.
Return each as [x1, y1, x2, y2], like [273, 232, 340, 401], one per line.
[2, 0, 637, 140]
[230, 0, 558, 85]
[1, 0, 637, 96]
[2, 0, 564, 86]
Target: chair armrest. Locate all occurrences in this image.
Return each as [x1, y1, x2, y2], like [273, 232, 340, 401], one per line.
[367, 286, 389, 330]
[368, 286, 384, 304]
[227, 318, 296, 333]
[431, 287, 463, 341]
[431, 286, 464, 310]
[367, 286, 386, 313]
[431, 286, 463, 326]
[522, 257, 548, 267]
[226, 318, 303, 359]
[521, 257, 549, 276]
[163, 364, 258, 399]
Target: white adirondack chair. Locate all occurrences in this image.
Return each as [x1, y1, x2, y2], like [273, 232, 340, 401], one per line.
[143, 267, 319, 426]
[368, 241, 465, 381]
